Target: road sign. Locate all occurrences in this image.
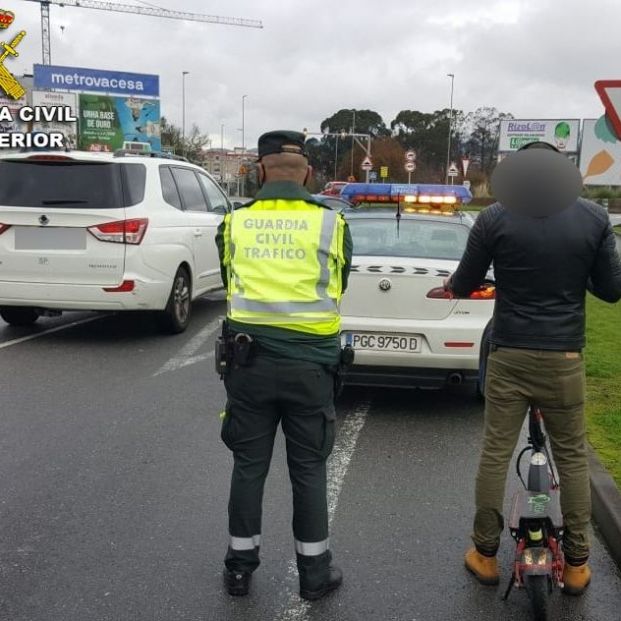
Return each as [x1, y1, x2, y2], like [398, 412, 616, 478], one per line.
[405, 150, 417, 162]
[463, 180, 471, 191]
[461, 157, 470, 177]
[404, 161, 416, 173]
[361, 155, 373, 171]
[595, 80, 621, 139]
[448, 162, 459, 177]
[369, 171, 378, 181]
[380, 166, 389, 178]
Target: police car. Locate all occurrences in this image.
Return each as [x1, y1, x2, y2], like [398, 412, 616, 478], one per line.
[340, 183, 494, 393]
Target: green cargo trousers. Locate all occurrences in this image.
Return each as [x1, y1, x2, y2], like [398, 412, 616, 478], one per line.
[473, 346, 591, 564]
[221, 354, 336, 579]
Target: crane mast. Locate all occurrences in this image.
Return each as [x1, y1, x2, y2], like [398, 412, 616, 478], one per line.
[24, 0, 263, 65]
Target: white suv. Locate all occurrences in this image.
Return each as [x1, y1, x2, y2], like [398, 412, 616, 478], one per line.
[0, 150, 231, 333]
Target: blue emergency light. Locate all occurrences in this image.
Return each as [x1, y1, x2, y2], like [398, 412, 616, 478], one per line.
[341, 183, 472, 206]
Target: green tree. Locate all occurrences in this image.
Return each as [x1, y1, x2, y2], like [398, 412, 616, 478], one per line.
[391, 108, 466, 180]
[160, 116, 211, 162]
[320, 109, 389, 137]
[308, 109, 390, 182]
[464, 107, 513, 175]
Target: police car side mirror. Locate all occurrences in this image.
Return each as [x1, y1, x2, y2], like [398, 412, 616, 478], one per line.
[213, 204, 229, 214]
[232, 201, 244, 209]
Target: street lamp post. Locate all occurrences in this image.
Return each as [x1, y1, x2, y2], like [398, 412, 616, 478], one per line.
[241, 94, 247, 197]
[445, 73, 455, 184]
[350, 109, 356, 178]
[334, 134, 339, 180]
[220, 123, 225, 189]
[182, 71, 189, 157]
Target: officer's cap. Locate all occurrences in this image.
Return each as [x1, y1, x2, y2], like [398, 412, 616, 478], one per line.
[257, 130, 307, 160]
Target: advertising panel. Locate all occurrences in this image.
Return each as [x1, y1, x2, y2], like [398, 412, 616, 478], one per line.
[580, 117, 621, 186]
[34, 64, 159, 97]
[499, 119, 580, 153]
[78, 94, 161, 152]
[0, 92, 27, 133]
[32, 90, 78, 148]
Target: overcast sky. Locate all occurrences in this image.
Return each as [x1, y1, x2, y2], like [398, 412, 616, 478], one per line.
[6, 0, 620, 148]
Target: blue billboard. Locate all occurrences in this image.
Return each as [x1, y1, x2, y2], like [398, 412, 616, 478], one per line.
[34, 64, 159, 97]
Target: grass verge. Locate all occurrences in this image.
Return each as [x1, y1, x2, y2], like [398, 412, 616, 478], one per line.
[584, 295, 621, 486]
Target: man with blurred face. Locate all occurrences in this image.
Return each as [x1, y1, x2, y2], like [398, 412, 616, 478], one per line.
[445, 141, 621, 595]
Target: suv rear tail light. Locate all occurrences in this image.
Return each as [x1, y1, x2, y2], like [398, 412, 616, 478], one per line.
[0, 223, 10, 235]
[88, 218, 148, 245]
[103, 280, 135, 293]
[427, 285, 496, 300]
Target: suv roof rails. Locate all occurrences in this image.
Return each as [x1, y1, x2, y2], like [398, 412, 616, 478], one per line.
[113, 149, 190, 162]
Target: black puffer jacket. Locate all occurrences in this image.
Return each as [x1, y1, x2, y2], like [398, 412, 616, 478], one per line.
[450, 199, 621, 350]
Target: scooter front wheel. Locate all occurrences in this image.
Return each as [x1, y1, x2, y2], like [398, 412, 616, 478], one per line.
[524, 574, 550, 621]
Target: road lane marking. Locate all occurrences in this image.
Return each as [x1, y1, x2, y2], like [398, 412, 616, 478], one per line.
[275, 400, 372, 621]
[153, 317, 222, 376]
[0, 316, 102, 350]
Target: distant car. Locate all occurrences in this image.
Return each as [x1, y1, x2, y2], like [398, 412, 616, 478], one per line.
[321, 181, 348, 196]
[339, 183, 494, 395]
[0, 150, 231, 333]
[312, 194, 353, 212]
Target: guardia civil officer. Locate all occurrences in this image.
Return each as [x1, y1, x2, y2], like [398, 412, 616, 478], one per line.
[215, 131, 353, 600]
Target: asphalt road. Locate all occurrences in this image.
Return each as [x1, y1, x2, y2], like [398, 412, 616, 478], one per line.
[1, 297, 620, 621]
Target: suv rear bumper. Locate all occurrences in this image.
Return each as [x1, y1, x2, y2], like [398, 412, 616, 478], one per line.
[0, 277, 171, 311]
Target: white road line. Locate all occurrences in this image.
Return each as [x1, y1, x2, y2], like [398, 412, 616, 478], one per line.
[0, 316, 102, 350]
[153, 317, 222, 376]
[275, 400, 372, 621]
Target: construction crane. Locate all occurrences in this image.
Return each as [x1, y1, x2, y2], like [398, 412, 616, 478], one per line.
[23, 0, 264, 65]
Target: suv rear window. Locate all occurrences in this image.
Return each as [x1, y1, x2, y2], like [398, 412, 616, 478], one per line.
[0, 160, 146, 208]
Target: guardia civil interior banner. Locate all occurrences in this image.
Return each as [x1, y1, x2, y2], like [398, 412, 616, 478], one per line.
[78, 94, 161, 152]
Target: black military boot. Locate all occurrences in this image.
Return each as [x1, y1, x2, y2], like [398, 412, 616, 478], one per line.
[297, 551, 343, 601]
[223, 569, 251, 596]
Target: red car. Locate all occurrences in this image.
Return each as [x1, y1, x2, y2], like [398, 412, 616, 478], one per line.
[321, 181, 348, 196]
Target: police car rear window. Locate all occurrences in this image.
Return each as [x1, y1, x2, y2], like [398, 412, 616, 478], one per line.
[348, 219, 470, 260]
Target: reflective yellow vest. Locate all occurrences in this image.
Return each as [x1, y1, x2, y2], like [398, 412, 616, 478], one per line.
[224, 199, 346, 335]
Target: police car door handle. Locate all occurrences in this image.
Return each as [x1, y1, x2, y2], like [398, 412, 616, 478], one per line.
[193, 228, 203, 237]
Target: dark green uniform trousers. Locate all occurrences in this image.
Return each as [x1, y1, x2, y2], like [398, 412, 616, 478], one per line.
[221, 354, 336, 582]
[473, 346, 590, 564]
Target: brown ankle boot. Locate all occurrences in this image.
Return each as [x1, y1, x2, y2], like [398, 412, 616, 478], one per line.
[464, 548, 499, 586]
[563, 562, 591, 595]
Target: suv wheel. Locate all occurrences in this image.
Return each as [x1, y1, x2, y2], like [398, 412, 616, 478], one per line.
[160, 267, 192, 334]
[0, 307, 40, 327]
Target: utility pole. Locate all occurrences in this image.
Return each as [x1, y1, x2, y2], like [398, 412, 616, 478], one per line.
[181, 71, 189, 157]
